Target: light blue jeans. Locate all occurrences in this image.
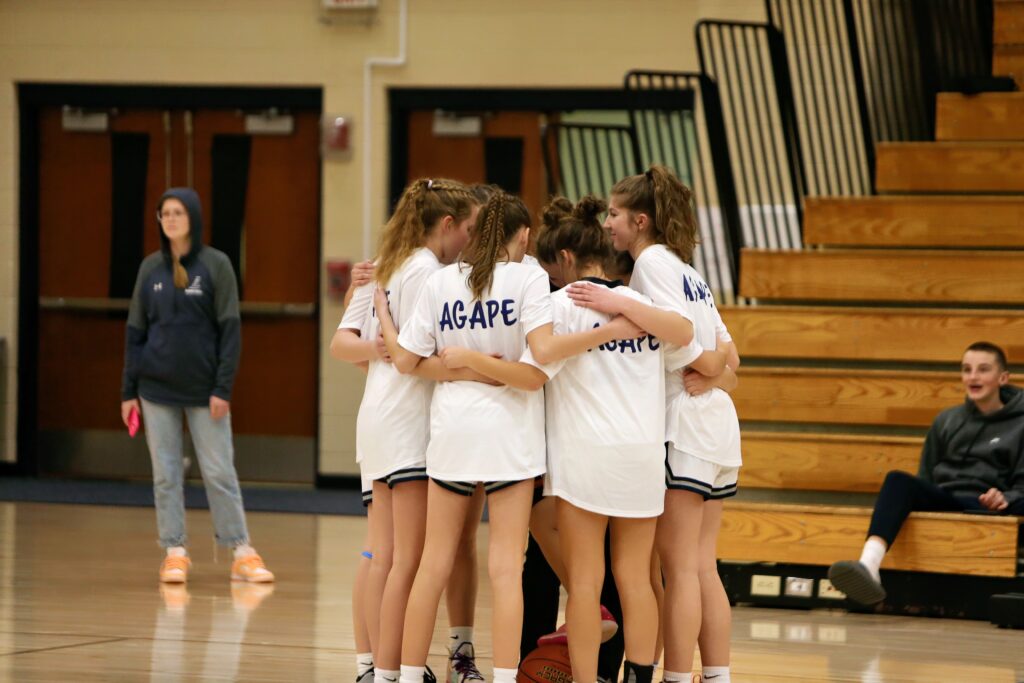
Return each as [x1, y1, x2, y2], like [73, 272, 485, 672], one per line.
[141, 398, 250, 548]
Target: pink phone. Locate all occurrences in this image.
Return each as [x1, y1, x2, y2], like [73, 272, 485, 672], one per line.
[128, 407, 140, 438]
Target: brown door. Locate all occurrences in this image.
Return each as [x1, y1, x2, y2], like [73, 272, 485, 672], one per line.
[405, 111, 548, 220]
[36, 105, 320, 483]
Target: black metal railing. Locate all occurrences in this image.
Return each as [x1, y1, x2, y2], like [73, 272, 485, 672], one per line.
[766, 0, 874, 196]
[697, 20, 806, 252]
[541, 122, 639, 203]
[766, 0, 995, 196]
[624, 70, 742, 302]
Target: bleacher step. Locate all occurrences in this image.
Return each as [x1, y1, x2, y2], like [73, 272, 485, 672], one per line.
[876, 142, 1024, 193]
[739, 248, 1024, 304]
[733, 367, 960, 428]
[722, 304, 1024, 362]
[741, 432, 922, 492]
[804, 195, 1024, 247]
[720, 502, 1020, 577]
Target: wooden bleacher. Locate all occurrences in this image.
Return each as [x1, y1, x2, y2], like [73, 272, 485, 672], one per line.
[723, 305, 1024, 362]
[739, 248, 1024, 304]
[720, 5, 1024, 612]
[802, 195, 1024, 247]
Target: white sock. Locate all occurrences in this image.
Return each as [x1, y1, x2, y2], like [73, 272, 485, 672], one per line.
[234, 544, 257, 559]
[357, 653, 374, 677]
[448, 626, 474, 656]
[701, 666, 730, 682]
[663, 671, 691, 683]
[399, 666, 424, 683]
[859, 538, 887, 581]
[374, 669, 399, 683]
[166, 546, 187, 557]
[493, 668, 518, 683]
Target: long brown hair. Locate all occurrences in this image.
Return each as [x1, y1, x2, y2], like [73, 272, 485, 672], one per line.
[462, 191, 531, 300]
[610, 164, 698, 263]
[537, 195, 613, 273]
[375, 178, 476, 286]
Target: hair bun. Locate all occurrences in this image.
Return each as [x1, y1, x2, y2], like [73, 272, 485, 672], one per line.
[573, 194, 607, 224]
[541, 196, 573, 230]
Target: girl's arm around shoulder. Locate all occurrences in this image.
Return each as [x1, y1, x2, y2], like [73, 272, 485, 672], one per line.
[374, 287, 425, 374]
[566, 282, 693, 347]
[527, 318, 644, 366]
[439, 346, 547, 391]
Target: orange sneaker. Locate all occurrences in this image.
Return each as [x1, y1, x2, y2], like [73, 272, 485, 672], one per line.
[159, 555, 192, 583]
[231, 554, 275, 583]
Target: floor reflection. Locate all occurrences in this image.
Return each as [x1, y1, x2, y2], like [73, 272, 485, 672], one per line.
[150, 580, 275, 681]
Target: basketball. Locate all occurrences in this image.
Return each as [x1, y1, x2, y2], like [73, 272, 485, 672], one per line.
[517, 644, 573, 683]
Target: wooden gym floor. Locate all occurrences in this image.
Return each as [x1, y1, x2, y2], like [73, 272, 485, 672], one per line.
[0, 502, 1021, 682]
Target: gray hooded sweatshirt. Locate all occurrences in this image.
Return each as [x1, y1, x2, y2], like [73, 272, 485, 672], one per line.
[918, 384, 1024, 506]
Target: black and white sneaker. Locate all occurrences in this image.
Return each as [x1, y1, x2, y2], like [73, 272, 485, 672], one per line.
[448, 649, 484, 683]
[356, 669, 375, 683]
[828, 560, 886, 605]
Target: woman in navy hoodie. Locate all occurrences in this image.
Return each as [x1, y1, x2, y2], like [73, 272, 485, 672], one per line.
[120, 188, 274, 584]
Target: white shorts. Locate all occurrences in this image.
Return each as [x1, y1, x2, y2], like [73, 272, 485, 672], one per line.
[544, 442, 666, 518]
[360, 471, 373, 507]
[666, 446, 739, 500]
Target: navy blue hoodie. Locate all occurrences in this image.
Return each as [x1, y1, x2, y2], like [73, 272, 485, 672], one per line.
[120, 188, 241, 406]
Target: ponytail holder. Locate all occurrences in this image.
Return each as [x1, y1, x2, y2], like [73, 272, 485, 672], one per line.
[427, 179, 434, 190]
[644, 169, 654, 181]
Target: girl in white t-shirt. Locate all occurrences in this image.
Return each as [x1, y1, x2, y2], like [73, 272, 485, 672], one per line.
[527, 195, 671, 683]
[331, 178, 489, 683]
[377, 192, 637, 683]
[569, 165, 740, 683]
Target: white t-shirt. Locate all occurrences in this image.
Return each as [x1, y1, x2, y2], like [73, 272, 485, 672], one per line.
[629, 244, 741, 467]
[524, 280, 667, 517]
[338, 248, 440, 479]
[399, 261, 552, 481]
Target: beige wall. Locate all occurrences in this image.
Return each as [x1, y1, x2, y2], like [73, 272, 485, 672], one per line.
[0, 0, 765, 472]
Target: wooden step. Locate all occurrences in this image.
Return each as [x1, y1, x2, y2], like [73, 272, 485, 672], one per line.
[722, 305, 1024, 362]
[720, 502, 1021, 577]
[876, 142, 1024, 193]
[935, 93, 1024, 141]
[733, 367, 960, 427]
[995, 0, 1024, 45]
[993, 45, 1024, 90]
[803, 195, 1024, 247]
[741, 432, 922, 492]
[739, 249, 1024, 304]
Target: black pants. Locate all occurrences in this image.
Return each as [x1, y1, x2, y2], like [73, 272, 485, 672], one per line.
[867, 470, 1024, 547]
[520, 533, 625, 681]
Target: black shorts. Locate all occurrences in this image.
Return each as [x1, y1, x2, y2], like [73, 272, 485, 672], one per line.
[431, 478, 521, 497]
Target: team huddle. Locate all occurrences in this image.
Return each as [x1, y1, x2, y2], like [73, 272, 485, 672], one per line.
[331, 166, 741, 683]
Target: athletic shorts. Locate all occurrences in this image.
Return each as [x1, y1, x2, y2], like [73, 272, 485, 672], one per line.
[361, 471, 373, 507]
[666, 446, 739, 500]
[431, 478, 521, 497]
[376, 466, 428, 489]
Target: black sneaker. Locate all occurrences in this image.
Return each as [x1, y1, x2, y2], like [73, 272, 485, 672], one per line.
[424, 666, 438, 683]
[828, 560, 886, 605]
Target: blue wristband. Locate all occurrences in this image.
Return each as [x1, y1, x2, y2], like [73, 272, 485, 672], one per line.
[361, 551, 373, 560]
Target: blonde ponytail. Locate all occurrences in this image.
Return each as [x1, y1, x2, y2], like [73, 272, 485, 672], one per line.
[173, 256, 189, 288]
[375, 178, 477, 286]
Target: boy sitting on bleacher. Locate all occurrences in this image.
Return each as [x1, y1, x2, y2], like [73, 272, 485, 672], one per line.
[829, 341, 1024, 605]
